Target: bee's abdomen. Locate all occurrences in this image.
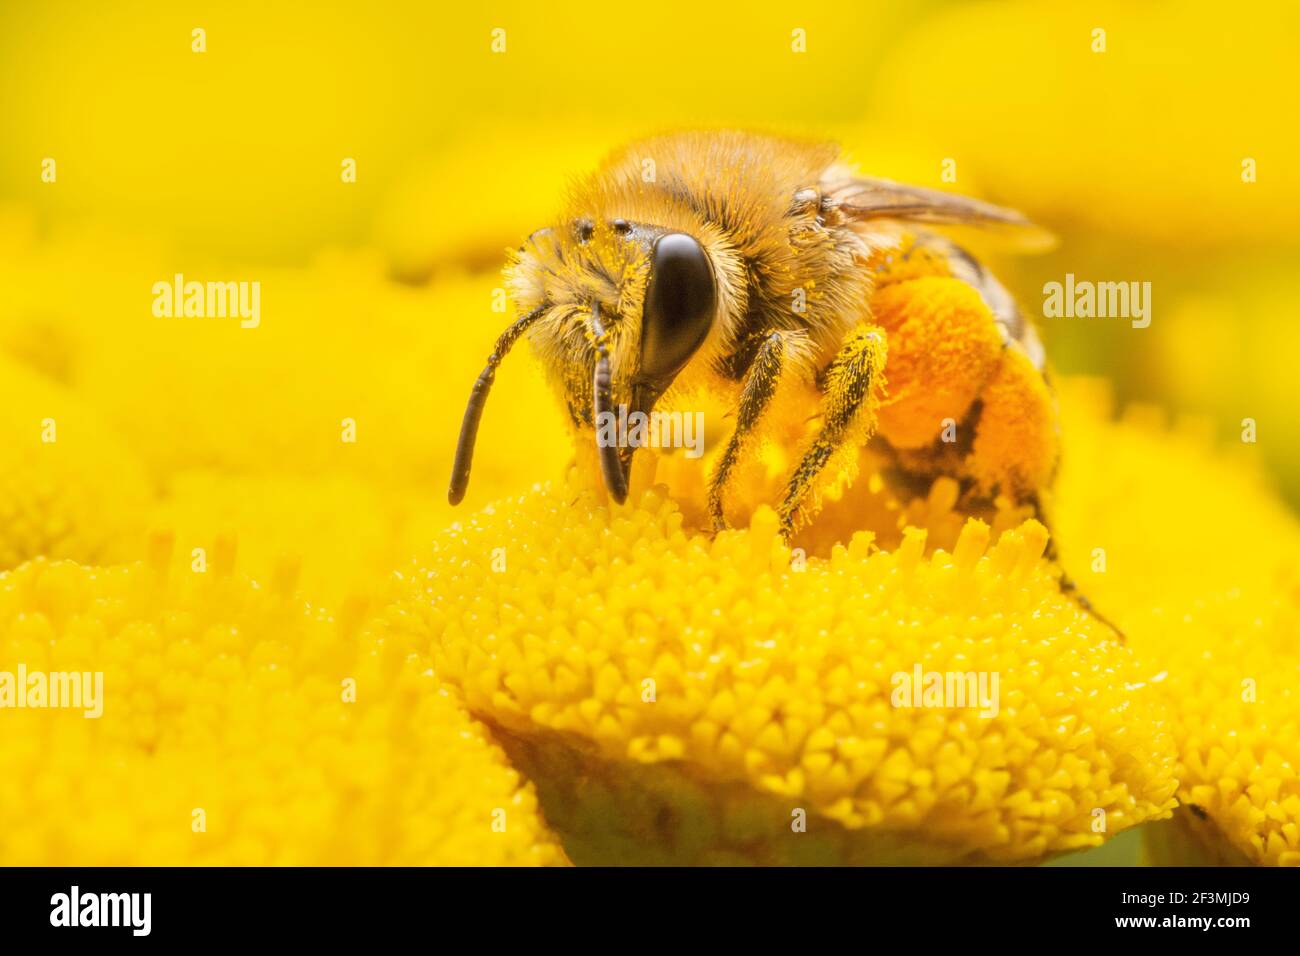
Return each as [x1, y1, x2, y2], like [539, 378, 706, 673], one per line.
[928, 236, 1046, 372]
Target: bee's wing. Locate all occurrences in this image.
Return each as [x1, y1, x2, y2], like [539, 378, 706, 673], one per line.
[824, 174, 1055, 250]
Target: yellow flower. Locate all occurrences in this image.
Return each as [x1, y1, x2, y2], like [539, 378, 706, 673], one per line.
[371, 483, 1178, 865]
[1050, 380, 1300, 866]
[0, 542, 566, 866]
[0, 355, 152, 571]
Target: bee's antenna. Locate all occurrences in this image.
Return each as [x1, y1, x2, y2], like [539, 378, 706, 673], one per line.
[448, 305, 546, 505]
[589, 303, 629, 505]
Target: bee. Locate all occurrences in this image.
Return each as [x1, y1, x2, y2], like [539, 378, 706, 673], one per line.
[448, 131, 1106, 622]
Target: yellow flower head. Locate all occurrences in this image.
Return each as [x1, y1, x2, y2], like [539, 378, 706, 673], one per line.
[1050, 381, 1300, 866]
[372, 483, 1178, 865]
[0, 356, 151, 571]
[0, 541, 566, 866]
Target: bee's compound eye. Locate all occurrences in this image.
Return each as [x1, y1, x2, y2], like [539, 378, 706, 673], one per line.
[638, 233, 715, 384]
[575, 219, 595, 243]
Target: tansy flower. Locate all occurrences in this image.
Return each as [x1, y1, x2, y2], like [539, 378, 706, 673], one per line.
[0, 355, 152, 571]
[1049, 380, 1300, 866]
[371, 485, 1179, 865]
[0, 541, 566, 866]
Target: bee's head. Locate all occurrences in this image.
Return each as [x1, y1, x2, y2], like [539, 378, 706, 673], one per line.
[510, 217, 717, 401]
[451, 217, 717, 503]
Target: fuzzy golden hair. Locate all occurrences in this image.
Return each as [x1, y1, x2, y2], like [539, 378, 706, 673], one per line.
[505, 130, 880, 423]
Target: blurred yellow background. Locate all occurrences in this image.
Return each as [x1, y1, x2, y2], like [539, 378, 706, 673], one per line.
[1, 0, 1298, 598]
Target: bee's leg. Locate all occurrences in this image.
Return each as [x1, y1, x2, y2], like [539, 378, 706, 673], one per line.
[708, 331, 786, 530]
[1028, 493, 1126, 642]
[777, 327, 886, 539]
